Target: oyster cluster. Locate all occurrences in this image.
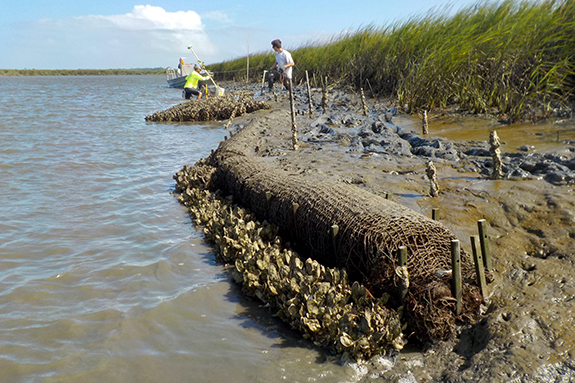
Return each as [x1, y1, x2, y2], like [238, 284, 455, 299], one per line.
[145, 91, 271, 122]
[174, 161, 405, 361]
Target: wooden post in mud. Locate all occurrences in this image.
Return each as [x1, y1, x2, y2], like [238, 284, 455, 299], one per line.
[426, 161, 439, 197]
[225, 107, 238, 129]
[360, 88, 368, 116]
[451, 239, 462, 315]
[398, 246, 408, 267]
[292, 203, 299, 214]
[422, 110, 429, 134]
[477, 219, 492, 271]
[432, 208, 439, 220]
[331, 224, 339, 263]
[305, 71, 314, 118]
[288, 78, 299, 151]
[289, 78, 299, 150]
[471, 235, 488, 298]
[397, 246, 409, 304]
[321, 77, 328, 114]
[489, 130, 504, 179]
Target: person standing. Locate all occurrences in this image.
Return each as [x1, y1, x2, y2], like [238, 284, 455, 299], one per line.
[177, 57, 185, 75]
[268, 39, 295, 92]
[184, 64, 210, 100]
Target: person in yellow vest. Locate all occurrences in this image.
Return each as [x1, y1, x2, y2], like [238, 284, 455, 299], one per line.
[184, 64, 210, 100]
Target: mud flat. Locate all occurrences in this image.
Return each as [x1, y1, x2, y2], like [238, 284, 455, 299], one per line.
[170, 82, 575, 382]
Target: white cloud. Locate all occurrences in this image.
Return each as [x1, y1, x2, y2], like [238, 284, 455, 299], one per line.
[201, 11, 232, 23]
[102, 5, 204, 31]
[1, 6, 223, 69]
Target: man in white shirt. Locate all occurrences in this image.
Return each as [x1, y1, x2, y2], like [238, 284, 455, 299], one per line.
[268, 39, 295, 92]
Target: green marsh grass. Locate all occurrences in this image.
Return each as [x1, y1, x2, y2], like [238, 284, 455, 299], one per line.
[209, 0, 575, 121]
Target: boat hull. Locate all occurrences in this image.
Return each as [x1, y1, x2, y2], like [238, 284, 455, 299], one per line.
[167, 76, 187, 88]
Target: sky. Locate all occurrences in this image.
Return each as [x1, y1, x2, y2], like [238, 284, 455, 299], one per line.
[0, 0, 487, 70]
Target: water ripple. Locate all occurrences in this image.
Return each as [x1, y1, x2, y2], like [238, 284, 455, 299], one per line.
[0, 76, 356, 383]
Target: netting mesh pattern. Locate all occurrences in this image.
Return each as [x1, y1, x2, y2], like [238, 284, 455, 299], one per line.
[174, 162, 406, 360]
[208, 112, 482, 342]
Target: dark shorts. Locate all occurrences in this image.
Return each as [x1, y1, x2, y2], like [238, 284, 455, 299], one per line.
[268, 70, 291, 91]
[184, 87, 200, 99]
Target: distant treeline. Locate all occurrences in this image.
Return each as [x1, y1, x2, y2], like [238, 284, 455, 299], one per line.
[209, 0, 575, 121]
[0, 69, 165, 76]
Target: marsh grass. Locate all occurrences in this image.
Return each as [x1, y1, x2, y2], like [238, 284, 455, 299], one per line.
[210, 0, 575, 121]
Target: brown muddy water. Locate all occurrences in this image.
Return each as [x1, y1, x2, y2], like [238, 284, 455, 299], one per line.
[398, 113, 575, 154]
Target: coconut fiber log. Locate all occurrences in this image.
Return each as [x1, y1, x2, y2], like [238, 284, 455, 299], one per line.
[207, 112, 481, 342]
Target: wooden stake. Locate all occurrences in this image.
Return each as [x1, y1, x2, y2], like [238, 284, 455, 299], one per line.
[477, 219, 492, 271]
[426, 161, 439, 197]
[398, 246, 407, 267]
[451, 239, 462, 315]
[292, 203, 300, 214]
[471, 235, 488, 298]
[225, 107, 238, 129]
[305, 71, 314, 118]
[432, 208, 439, 220]
[331, 224, 339, 237]
[360, 88, 368, 115]
[489, 130, 504, 179]
[288, 78, 299, 151]
[331, 224, 339, 264]
[321, 76, 328, 114]
[422, 110, 429, 134]
[397, 246, 409, 304]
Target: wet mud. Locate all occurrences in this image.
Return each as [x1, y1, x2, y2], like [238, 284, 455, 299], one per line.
[179, 82, 575, 382]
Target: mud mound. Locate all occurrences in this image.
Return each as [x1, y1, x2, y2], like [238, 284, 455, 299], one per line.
[145, 91, 271, 122]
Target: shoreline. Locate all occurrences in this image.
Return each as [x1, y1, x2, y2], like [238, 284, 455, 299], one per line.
[170, 82, 575, 382]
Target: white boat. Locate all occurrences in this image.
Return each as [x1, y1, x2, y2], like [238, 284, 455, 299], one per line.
[166, 48, 224, 96]
[165, 64, 217, 91]
[166, 64, 194, 88]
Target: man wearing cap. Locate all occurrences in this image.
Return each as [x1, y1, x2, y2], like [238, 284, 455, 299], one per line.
[184, 64, 210, 100]
[177, 57, 185, 75]
[268, 39, 295, 92]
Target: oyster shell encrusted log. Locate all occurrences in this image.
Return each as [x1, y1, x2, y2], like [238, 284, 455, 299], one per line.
[207, 110, 481, 343]
[174, 161, 404, 361]
[145, 91, 271, 122]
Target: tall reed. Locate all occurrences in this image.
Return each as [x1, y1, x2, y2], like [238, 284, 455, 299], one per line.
[210, 0, 575, 121]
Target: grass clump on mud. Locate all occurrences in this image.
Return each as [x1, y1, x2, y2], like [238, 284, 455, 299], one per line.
[209, 0, 575, 122]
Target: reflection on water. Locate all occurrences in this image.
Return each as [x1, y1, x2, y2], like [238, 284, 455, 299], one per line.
[395, 113, 575, 153]
[0, 76, 362, 382]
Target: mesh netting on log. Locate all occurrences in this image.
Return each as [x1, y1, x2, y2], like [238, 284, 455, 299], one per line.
[145, 91, 271, 122]
[204, 111, 482, 343]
